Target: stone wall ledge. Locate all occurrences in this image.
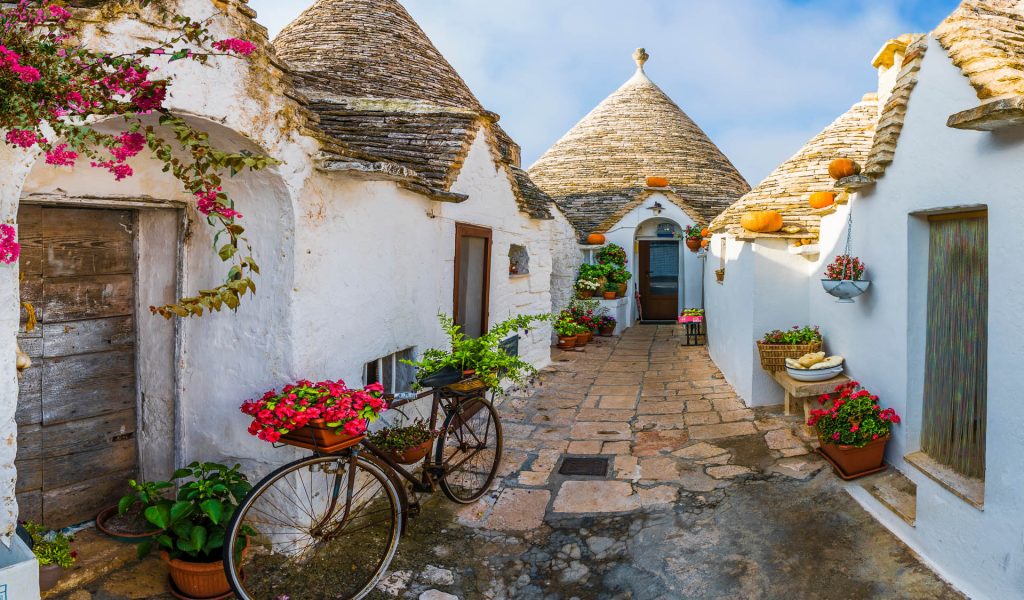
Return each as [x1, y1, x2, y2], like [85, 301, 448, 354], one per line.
[947, 97, 1024, 131]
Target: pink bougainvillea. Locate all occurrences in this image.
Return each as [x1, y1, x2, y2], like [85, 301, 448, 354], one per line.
[0, 1, 275, 318]
[0, 225, 21, 265]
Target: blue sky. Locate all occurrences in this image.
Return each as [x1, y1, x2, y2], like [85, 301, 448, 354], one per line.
[248, 0, 961, 185]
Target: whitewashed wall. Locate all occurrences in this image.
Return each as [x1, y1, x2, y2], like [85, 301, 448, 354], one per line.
[704, 235, 813, 407]
[810, 37, 1024, 600]
[549, 208, 584, 317]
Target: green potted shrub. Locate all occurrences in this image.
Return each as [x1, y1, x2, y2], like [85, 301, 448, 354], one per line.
[405, 313, 550, 391]
[608, 267, 632, 297]
[135, 462, 254, 599]
[368, 419, 438, 465]
[596, 243, 627, 267]
[23, 521, 76, 592]
[602, 281, 618, 300]
[553, 316, 579, 349]
[756, 325, 823, 372]
[809, 381, 901, 478]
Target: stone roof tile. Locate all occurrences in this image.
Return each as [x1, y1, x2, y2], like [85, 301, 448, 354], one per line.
[935, 0, 1024, 100]
[711, 94, 879, 239]
[862, 36, 928, 180]
[528, 49, 749, 236]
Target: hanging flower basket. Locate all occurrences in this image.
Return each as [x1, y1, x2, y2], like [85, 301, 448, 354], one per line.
[821, 279, 871, 303]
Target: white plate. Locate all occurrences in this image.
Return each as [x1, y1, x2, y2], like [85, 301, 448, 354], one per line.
[786, 365, 844, 382]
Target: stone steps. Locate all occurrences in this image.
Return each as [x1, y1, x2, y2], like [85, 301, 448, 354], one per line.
[859, 469, 917, 526]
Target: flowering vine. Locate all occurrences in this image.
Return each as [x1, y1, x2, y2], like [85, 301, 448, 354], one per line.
[0, 1, 275, 318]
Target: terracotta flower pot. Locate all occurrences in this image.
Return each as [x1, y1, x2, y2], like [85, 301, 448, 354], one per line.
[557, 335, 577, 349]
[388, 440, 433, 465]
[576, 331, 591, 346]
[579, 290, 595, 298]
[280, 419, 364, 454]
[599, 325, 615, 336]
[39, 564, 64, 592]
[818, 434, 889, 478]
[162, 552, 233, 599]
[685, 238, 702, 252]
[616, 282, 627, 297]
[96, 505, 163, 544]
[602, 291, 617, 300]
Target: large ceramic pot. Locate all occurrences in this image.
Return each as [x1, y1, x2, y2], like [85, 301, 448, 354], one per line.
[818, 434, 889, 479]
[602, 291, 617, 300]
[599, 325, 615, 336]
[616, 282, 627, 297]
[557, 335, 577, 349]
[39, 564, 64, 592]
[685, 238, 702, 252]
[821, 279, 870, 303]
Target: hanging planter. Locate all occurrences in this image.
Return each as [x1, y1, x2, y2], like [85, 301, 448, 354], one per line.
[822, 213, 870, 303]
[684, 225, 703, 252]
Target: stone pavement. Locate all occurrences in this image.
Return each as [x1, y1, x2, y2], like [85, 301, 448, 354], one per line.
[58, 326, 963, 600]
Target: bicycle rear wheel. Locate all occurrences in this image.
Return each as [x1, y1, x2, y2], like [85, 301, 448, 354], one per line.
[225, 454, 402, 600]
[437, 395, 503, 503]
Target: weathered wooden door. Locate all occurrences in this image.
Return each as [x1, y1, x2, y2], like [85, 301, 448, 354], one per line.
[638, 240, 679, 321]
[16, 205, 139, 527]
[453, 223, 491, 338]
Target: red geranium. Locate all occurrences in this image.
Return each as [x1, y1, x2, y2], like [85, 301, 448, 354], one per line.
[808, 381, 900, 448]
[241, 379, 388, 444]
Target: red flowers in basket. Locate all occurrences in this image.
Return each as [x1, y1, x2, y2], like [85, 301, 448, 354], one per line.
[241, 379, 388, 444]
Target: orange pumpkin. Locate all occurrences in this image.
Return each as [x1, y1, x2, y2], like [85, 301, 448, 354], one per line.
[700, 239, 710, 249]
[586, 233, 606, 245]
[700, 227, 710, 238]
[808, 192, 836, 209]
[646, 176, 669, 188]
[740, 210, 784, 233]
[828, 158, 861, 180]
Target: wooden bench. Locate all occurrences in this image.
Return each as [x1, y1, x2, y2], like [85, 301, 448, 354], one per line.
[771, 371, 851, 422]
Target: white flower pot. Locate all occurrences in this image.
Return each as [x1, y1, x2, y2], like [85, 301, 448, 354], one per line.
[821, 279, 870, 303]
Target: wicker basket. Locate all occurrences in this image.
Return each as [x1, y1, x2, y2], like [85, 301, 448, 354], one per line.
[756, 340, 823, 372]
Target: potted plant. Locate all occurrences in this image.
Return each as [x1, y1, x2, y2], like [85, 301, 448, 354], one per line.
[575, 278, 600, 299]
[99, 479, 171, 544]
[135, 462, 254, 599]
[241, 379, 388, 453]
[808, 381, 901, 479]
[607, 267, 631, 297]
[405, 313, 550, 391]
[554, 316, 579, 349]
[822, 255, 870, 303]
[23, 521, 76, 592]
[756, 325, 823, 372]
[368, 419, 438, 465]
[596, 243, 627, 267]
[578, 263, 612, 289]
[598, 315, 616, 336]
[680, 308, 704, 323]
[684, 225, 703, 252]
[602, 281, 618, 300]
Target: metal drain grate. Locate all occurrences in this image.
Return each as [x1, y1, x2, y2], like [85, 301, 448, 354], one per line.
[558, 456, 610, 477]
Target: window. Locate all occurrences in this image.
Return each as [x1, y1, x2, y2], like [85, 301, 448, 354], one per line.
[921, 212, 987, 480]
[365, 348, 416, 394]
[509, 244, 529, 276]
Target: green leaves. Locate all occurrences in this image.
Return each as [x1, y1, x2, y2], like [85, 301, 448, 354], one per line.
[200, 499, 224, 524]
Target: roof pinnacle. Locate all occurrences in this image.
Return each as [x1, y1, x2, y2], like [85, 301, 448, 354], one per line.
[633, 48, 649, 71]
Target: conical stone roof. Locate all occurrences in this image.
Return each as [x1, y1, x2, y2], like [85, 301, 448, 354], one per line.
[274, 0, 482, 110]
[529, 49, 750, 235]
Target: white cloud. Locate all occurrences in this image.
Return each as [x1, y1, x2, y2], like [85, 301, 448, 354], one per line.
[248, 0, 957, 184]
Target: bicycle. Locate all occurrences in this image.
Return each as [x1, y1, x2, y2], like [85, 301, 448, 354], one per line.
[223, 375, 504, 600]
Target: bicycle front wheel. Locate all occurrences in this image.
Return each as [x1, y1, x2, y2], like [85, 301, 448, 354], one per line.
[437, 395, 503, 503]
[225, 454, 402, 600]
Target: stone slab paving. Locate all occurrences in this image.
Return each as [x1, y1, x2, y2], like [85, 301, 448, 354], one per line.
[59, 326, 964, 600]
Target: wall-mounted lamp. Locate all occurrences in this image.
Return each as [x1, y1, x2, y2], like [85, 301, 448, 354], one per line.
[648, 201, 664, 216]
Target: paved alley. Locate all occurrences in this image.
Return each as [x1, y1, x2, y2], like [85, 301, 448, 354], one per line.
[59, 326, 962, 600]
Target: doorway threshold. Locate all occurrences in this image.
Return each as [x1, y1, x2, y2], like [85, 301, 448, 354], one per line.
[640, 320, 676, 324]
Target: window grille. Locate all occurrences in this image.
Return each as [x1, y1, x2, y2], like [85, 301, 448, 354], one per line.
[365, 347, 416, 395]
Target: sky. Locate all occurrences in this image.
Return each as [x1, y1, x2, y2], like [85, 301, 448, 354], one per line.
[247, 0, 961, 185]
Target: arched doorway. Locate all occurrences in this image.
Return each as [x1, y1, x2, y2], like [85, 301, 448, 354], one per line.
[634, 218, 683, 321]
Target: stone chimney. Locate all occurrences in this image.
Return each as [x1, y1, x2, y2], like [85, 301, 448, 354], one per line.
[872, 34, 916, 108]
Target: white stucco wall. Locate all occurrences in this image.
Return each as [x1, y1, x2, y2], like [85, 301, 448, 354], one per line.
[809, 36, 1024, 600]
[704, 234, 814, 407]
[549, 208, 584, 317]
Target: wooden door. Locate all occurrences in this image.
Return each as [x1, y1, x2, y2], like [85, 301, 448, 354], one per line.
[454, 224, 491, 338]
[638, 240, 680, 321]
[17, 205, 138, 527]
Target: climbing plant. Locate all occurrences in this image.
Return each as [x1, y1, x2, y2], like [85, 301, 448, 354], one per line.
[0, 0, 276, 318]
